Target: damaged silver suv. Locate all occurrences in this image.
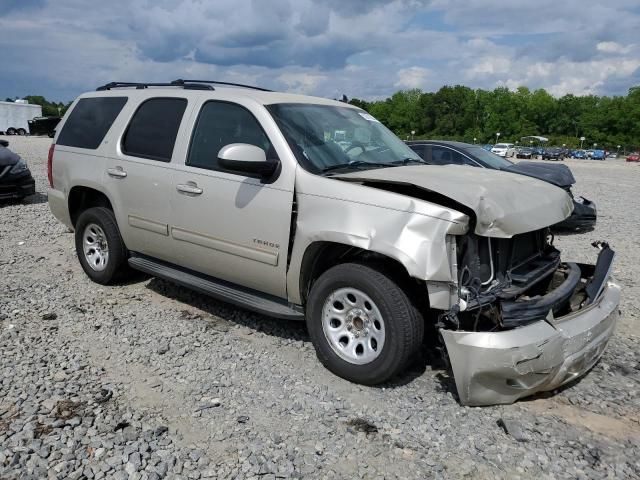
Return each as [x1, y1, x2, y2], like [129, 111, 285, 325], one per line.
[47, 80, 620, 405]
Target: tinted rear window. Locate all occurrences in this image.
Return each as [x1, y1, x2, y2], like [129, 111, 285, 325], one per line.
[122, 98, 187, 162]
[57, 97, 128, 149]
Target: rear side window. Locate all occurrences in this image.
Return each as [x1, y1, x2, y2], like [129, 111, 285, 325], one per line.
[57, 97, 127, 149]
[122, 98, 187, 162]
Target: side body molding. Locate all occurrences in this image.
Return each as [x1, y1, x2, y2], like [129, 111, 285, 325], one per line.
[171, 226, 279, 266]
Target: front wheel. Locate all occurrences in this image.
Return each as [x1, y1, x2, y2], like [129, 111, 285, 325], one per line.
[75, 207, 130, 284]
[306, 263, 424, 385]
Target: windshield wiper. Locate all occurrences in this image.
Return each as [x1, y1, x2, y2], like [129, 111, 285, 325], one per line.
[321, 160, 393, 175]
[391, 157, 429, 166]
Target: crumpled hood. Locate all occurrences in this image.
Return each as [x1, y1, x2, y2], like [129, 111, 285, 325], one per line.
[0, 145, 21, 167]
[503, 161, 575, 188]
[335, 165, 573, 238]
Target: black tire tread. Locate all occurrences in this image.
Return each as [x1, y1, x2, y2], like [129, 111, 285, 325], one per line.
[75, 207, 129, 285]
[307, 263, 424, 385]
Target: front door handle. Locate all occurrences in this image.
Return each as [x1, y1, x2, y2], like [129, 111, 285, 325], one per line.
[176, 182, 203, 195]
[107, 167, 127, 178]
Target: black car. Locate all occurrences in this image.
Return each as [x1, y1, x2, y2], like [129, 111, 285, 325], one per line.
[0, 139, 36, 201]
[406, 140, 596, 230]
[542, 147, 565, 161]
[28, 116, 61, 138]
[516, 147, 534, 159]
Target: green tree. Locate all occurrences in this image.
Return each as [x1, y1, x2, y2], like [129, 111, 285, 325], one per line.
[350, 83, 640, 150]
[23, 95, 70, 117]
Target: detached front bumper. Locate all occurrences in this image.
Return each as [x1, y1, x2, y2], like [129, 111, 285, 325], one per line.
[441, 247, 620, 406]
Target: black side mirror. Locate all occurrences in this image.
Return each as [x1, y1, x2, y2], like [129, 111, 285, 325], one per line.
[218, 144, 278, 179]
[0, 140, 8, 147]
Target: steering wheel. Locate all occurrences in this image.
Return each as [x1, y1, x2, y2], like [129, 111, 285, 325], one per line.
[345, 142, 366, 157]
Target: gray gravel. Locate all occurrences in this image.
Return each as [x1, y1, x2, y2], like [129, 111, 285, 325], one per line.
[1, 135, 639, 479]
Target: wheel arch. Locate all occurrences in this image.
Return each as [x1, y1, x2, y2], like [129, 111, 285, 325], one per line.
[297, 241, 425, 309]
[68, 185, 115, 227]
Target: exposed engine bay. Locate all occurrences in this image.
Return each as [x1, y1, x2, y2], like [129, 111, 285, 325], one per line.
[440, 231, 614, 333]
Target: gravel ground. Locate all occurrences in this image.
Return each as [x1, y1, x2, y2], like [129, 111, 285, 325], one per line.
[1, 135, 639, 480]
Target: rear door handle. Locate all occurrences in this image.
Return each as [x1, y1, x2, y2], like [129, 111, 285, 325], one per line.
[107, 167, 127, 178]
[176, 182, 203, 195]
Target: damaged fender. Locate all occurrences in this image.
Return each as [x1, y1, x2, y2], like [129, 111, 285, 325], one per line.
[286, 169, 469, 305]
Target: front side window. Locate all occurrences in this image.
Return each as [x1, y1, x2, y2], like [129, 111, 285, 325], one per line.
[57, 97, 128, 149]
[122, 98, 187, 162]
[187, 101, 274, 172]
[267, 103, 421, 174]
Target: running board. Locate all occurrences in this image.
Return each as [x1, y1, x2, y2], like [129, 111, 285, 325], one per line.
[128, 255, 304, 321]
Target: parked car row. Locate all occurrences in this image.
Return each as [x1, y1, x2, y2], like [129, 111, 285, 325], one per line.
[512, 146, 620, 161]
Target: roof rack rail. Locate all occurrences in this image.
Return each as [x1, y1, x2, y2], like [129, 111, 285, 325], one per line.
[96, 81, 214, 91]
[171, 79, 272, 92]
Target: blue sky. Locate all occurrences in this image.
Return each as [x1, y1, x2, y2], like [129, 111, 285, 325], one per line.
[1, 0, 639, 102]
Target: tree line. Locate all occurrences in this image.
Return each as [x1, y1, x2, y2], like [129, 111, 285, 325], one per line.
[349, 85, 640, 151]
[6, 85, 639, 150]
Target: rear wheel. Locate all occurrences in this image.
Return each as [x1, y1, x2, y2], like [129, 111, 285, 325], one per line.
[75, 207, 129, 284]
[17, 128, 26, 136]
[6, 127, 16, 135]
[306, 263, 423, 385]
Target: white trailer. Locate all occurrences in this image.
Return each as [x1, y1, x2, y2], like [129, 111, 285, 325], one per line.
[0, 100, 42, 135]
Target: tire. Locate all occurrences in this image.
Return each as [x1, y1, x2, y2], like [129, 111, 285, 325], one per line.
[75, 207, 129, 285]
[6, 128, 16, 135]
[17, 128, 26, 136]
[306, 263, 424, 385]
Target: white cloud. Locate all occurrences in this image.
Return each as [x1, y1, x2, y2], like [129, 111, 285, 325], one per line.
[597, 41, 635, 54]
[277, 72, 328, 94]
[395, 67, 431, 89]
[0, 0, 639, 101]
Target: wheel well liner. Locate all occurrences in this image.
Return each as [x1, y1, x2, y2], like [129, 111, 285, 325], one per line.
[68, 186, 114, 227]
[299, 241, 420, 305]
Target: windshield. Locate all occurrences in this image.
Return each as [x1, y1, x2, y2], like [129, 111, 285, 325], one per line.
[466, 146, 513, 169]
[494, 144, 508, 149]
[267, 103, 421, 174]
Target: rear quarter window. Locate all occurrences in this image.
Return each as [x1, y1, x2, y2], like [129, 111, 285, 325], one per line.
[121, 98, 187, 162]
[57, 97, 128, 149]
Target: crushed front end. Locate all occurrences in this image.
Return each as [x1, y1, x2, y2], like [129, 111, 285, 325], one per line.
[439, 231, 620, 406]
